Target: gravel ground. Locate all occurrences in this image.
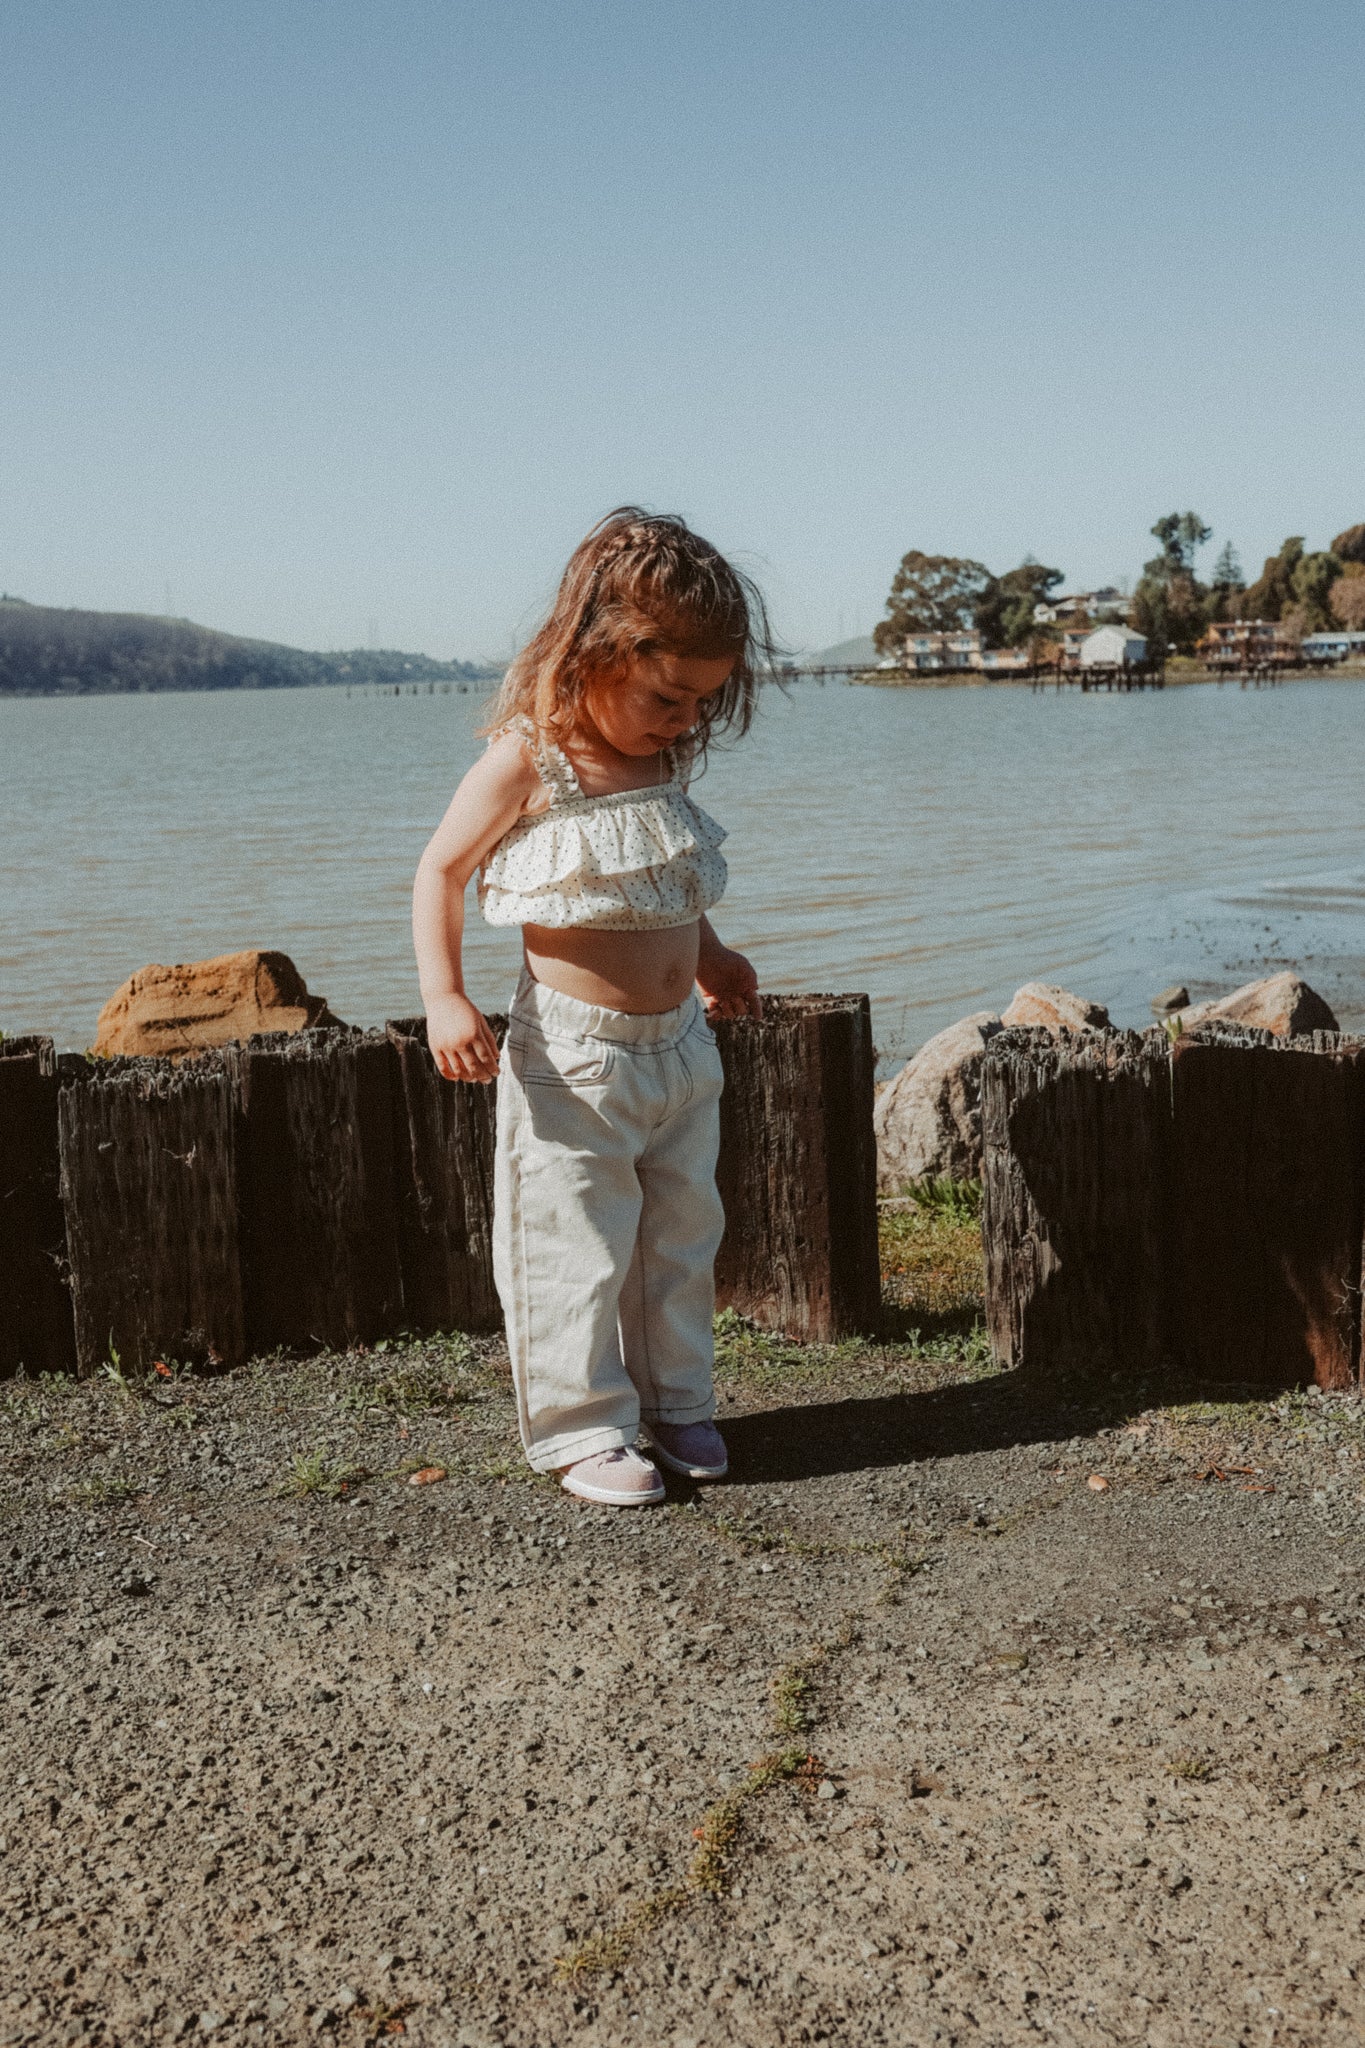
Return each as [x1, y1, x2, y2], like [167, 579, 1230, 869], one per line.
[4, 1243, 1365, 2048]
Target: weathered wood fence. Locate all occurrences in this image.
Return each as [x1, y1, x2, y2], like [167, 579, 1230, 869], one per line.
[0, 994, 879, 1378]
[982, 1022, 1365, 1390]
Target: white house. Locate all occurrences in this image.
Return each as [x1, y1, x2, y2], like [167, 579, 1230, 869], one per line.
[1302, 630, 1365, 662]
[897, 630, 1033, 673]
[1079, 624, 1147, 667]
[1033, 587, 1129, 626]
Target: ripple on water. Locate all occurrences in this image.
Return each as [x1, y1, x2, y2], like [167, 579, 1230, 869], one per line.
[4, 675, 1365, 1064]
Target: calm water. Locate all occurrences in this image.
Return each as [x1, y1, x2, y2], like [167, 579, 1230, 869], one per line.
[4, 677, 1365, 1067]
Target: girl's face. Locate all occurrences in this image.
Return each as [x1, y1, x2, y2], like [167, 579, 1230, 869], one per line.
[582, 648, 735, 758]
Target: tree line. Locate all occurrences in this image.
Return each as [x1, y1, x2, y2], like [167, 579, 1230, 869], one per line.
[874, 518, 1365, 661]
[0, 598, 499, 696]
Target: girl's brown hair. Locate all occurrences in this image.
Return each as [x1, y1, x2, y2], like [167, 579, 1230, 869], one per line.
[485, 507, 778, 757]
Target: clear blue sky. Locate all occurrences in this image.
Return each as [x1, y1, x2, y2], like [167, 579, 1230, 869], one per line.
[3, 0, 1363, 658]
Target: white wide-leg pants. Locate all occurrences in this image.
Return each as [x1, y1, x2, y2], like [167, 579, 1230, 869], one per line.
[492, 970, 726, 1472]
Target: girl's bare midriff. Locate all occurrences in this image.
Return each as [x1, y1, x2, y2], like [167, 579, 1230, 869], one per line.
[523, 919, 701, 1015]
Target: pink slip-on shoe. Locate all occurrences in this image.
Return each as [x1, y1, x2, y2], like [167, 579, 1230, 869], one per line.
[647, 1421, 728, 1481]
[560, 1447, 666, 1507]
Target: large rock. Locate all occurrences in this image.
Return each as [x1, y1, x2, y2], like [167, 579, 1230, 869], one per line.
[1001, 982, 1111, 1034]
[874, 1011, 1001, 1188]
[1175, 972, 1337, 1040]
[94, 949, 343, 1058]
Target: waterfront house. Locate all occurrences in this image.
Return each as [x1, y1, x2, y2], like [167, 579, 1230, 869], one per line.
[1200, 620, 1298, 668]
[1301, 630, 1365, 663]
[1033, 587, 1128, 626]
[897, 631, 1032, 674]
[900, 629, 982, 671]
[1079, 624, 1148, 667]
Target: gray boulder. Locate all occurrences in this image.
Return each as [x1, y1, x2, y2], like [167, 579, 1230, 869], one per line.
[874, 1011, 1002, 1188]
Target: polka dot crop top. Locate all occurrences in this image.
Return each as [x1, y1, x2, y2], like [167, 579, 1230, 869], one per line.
[477, 715, 728, 932]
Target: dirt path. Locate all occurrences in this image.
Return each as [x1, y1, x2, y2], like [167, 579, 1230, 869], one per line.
[4, 1318, 1365, 2048]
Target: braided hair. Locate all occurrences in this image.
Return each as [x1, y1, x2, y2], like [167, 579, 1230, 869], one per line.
[485, 507, 778, 757]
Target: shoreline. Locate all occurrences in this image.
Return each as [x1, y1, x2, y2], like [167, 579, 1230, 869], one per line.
[842, 663, 1365, 690]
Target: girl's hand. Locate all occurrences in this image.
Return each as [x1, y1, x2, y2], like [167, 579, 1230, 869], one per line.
[696, 943, 762, 1022]
[426, 992, 501, 1085]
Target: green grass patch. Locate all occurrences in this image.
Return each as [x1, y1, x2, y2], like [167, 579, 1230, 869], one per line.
[339, 1350, 480, 1419]
[878, 1186, 985, 1340]
[66, 1473, 137, 1506]
[280, 1449, 368, 1499]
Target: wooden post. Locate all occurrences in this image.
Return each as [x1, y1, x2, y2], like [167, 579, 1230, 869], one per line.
[235, 1028, 402, 1353]
[980, 1028, 1172, 1377]
[712, 994, 880, 1342]
[385, 1016, 504, 1334]
[57, 1052, 244, 1376]
[1170, 1026, 1365, 1389]
[0, 1035, 75, 1377]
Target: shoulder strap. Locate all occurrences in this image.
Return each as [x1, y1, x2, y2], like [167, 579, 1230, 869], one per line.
[534, 730, 584, 802]
[488, 714, 582, 803]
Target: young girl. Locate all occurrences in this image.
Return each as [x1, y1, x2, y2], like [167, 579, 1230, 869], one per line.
[412, 508, 772, 1507]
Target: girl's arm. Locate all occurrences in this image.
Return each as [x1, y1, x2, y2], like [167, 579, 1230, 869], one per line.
[695, 915, 762, 1021]
[412, 736, 541, 1083]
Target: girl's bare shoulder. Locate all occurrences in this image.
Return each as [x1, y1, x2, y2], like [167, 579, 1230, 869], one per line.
[478, 726, 550, 815]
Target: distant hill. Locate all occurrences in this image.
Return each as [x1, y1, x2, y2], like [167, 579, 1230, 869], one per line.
[797, 634, 878, 670]
[0, 596, 501, 696]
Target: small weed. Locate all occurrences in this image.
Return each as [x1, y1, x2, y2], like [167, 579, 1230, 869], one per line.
[686, 1746, 811, 1894]
[885, 1176, 983, 1224]
[98, 1348, 137, 1403]
[67, 1473, 137, 1506]
[772, 1655, 820, 1737]
[355, 2000, 415, 2041]
[2, 1371, 78, 1423]
[280, 1450, 367, 1499]
[554, 1886, 689, 1979]
[340, 1345, 479, 1419]
[482, 1456, 555, 1488]
[1167, 1749, 1213, 1782]
[1165, 1398, 1273, 1431]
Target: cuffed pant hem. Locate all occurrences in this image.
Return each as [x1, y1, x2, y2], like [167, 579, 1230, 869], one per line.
[526, 1422, 639, 1474]
[640, 1395, 717, 1426]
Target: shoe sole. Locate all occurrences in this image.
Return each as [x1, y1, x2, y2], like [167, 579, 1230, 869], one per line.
[648, 1442, 728, 1481]
[560, 1472, 665, 1507]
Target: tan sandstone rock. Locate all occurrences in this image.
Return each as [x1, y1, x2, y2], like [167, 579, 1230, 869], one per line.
[94, 949, 343, 1058]
[1000, 982, 1111, 1034]
[874, 1011, 1002, 1188]
[1175, 971, 1337, 1039]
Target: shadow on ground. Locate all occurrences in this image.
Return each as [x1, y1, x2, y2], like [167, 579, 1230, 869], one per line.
[721, 1358, 1296, 1486]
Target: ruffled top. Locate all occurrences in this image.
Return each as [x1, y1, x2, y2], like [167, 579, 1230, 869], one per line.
[477, 715, 727, 931]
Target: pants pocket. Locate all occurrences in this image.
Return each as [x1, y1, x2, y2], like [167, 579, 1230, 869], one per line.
[508, 1023, 616, 1090]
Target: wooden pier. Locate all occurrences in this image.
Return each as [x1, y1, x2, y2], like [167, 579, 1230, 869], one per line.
[1032, 660, 1166, 693]
[785, 660, 1167, 690]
